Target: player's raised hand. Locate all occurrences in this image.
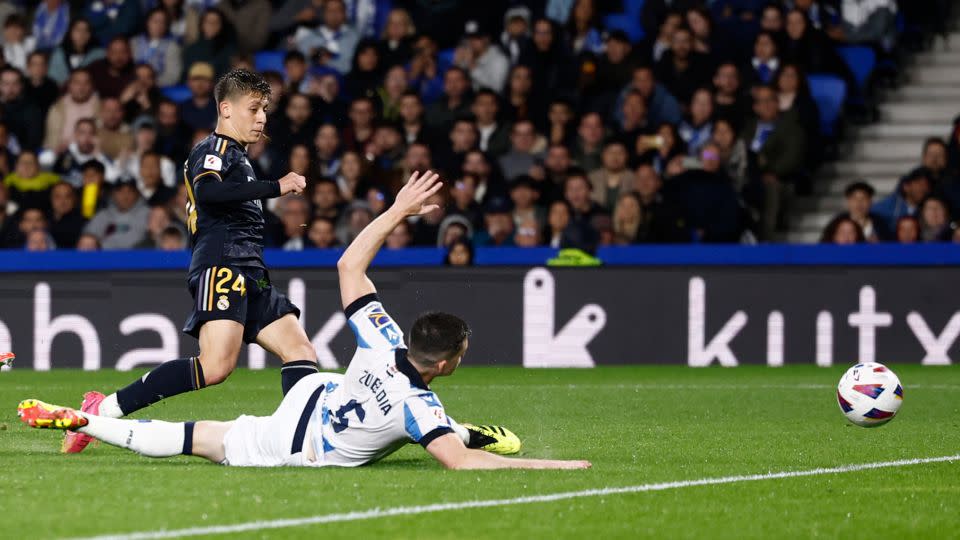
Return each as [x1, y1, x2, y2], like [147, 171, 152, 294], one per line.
[278, 172, 307, 195]
[394, 170, 443, 217]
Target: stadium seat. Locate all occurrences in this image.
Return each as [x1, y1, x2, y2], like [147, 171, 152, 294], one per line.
[254, 50, 286, 74]
[161, 84, 191, 103]
[837, 46, 876, 93]
[437, 47, 455, 73]
[623, 0, 645, 17]
[602, 14, 645, 43]
[807, 74, 846, 137]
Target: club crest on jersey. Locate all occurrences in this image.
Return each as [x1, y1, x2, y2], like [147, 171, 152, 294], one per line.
[367, 306, 402, 346]
[203, 154, 222, 171]
[217, 295, 230, 310]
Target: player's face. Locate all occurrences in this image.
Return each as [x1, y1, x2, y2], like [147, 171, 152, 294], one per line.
[227, 94, 269, 144]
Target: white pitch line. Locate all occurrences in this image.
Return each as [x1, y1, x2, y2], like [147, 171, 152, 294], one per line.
[72, 454, 960, 540]
[441, 383, 958, 391]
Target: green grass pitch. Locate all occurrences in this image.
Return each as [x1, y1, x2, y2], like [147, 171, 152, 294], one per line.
[1, 365, 959, 539]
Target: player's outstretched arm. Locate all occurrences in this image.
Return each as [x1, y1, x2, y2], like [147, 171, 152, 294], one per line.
[337, 170, 442, 309]
[193, 172, 305, 204]
[425, 433, 591, 470]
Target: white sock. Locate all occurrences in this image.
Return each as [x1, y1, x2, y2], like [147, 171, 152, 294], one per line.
[98, 393, 124, 419]
[448, 418, 470, 445]
[79, 415, 186, 458]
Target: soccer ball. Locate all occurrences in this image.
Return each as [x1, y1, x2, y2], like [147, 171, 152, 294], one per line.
[837, 362, 903, 427]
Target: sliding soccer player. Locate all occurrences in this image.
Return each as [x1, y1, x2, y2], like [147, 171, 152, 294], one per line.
[20, 171, 591, 470]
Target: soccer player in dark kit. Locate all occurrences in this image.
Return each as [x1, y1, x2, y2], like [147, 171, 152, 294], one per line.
[62, 69, 321, 453]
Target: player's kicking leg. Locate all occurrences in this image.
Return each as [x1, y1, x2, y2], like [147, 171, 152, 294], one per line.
[19, 399, 232, 463]
[61, 320, 246, 453]
[64, 272, 321, 454]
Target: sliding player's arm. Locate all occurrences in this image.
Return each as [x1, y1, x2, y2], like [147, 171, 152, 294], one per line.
[337, 170, 442, 309]
[425, 433, 591, 470]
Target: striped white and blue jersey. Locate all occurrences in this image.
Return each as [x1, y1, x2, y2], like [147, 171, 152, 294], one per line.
[306, 293, 455, 466]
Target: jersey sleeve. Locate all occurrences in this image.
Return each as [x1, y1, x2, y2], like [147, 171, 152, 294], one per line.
[187, 139, 235, 187]
[402, 392, 454, 447]
[344, 293, 406, 351]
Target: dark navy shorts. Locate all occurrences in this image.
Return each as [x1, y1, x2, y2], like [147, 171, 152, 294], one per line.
[182, 265, 300, 344]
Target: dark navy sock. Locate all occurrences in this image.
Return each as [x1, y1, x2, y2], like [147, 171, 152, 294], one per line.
[182, 421, 196, 455]
[116, 357, 206, 415]
[281, 360, 319, 395]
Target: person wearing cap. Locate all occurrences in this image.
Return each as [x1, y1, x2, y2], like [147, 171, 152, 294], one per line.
[473, 196, 516, 247]
[872, 168, 932, 234]
[82, 175, 150, 249]
[591, 30, 638, 97]
[455, 19, 509, 93]
[119, 116, 177, 188]
[180, 62, 218, 132]
[500, 6, 532, 64]
[836, 180, 888, 242]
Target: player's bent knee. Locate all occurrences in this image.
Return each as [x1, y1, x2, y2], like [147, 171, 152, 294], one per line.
[282, 342, 318, 363]
[197, 355, 237, 386]
[203, 365, 234, 386]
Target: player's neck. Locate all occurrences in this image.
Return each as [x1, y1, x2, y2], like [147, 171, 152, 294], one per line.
[214, 123, 246, 148]
[408, 355, 438, 385]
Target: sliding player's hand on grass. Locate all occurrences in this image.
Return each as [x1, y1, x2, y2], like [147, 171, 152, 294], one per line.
[394, 171, 443, 217]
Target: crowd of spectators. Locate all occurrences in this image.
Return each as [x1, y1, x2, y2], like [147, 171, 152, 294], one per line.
[823, 135, 960, 245]
[0, 0, 946, 259]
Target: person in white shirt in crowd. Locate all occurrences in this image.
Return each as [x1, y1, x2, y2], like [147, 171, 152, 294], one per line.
[455, 20, 509, 93]
[2, 14, 35, 71]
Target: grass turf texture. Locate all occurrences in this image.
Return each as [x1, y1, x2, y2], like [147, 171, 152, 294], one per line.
[1, 365, 958, 539]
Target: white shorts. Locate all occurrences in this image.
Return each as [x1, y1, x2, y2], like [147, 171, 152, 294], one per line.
[223, 373, 343, 467]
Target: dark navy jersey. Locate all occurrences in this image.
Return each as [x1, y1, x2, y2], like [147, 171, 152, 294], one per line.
[183, 133, 277, 275]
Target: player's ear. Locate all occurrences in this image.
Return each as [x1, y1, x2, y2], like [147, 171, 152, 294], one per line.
[219, 99, 231, 119]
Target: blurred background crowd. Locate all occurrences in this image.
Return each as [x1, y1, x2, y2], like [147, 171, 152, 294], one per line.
[0, 0, 954, 260]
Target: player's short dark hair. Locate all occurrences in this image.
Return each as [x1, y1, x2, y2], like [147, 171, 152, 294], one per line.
[214, 68, 272, 104]
[408, 312, 471, 365]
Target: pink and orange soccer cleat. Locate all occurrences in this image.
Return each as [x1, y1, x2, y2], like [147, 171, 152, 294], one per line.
[61, 391, 105, 453]
[17, 399, 88, 430]
[0, 352, 14, 368]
